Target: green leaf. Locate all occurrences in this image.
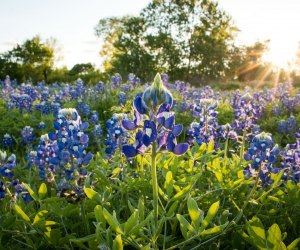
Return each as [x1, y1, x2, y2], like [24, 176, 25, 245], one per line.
[129, 212, 153, 235]
[165, 171, 173, 198]
[45, 228, 61, 246]
[287, 237, 300, 250]
[172, 184, 192, 201]
[14, 205, 30, 222]
[271, 170, 284, 189]
[84, 187, 101, 203]
[45, 221, 57, 226]
[214, 170, 223, 183]
[113, 235, 123, 250]
[220, 210, 230, 224]
[33, 210, 48, 225]
[94, 205, 106, 227]
[95, 223, 105, 242]
[195, 143, 206, 158]
[207, 140, 214, 153]
[70, 234, 96, 250]
[166, 201, 179, 217]
[124, 209, 139, 235]
[201, 225, 222, 236]
[112, 167, 121, 175]
[103, 208, 123, 234]
[267, 224, 281, 249]
[176, 214, 194, 239]
[38, 183, 47, 200]
[247, 216, 266, 249]
[138, 199, 144, 221]
[267, 196, 281, 203]
[187, 197, 201, 228]
[127, 200, 135, 213]
[22, 183, 38, 201]
[84, 187, 96, 199]
[200, 201, 220, 230]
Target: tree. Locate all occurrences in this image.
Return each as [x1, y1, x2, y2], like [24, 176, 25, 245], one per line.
[237, 41, 269, 81]
[95, 0, 237, 83]
[69, 63, 95, 76]
[0, 36, 54, 82]
[96, 16, 156, 81]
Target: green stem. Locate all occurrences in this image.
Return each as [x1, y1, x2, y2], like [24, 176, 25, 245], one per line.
[81, 201, 90, 235]
[239, 129, 246, 164]
[140, 155, 144, 176]
[241, 164, 262, 211]
[151, 142, 158, 228]
[224, 137, 229, 165]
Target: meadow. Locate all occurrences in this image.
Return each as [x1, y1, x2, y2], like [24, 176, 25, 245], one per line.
[0, 73, 300, 250]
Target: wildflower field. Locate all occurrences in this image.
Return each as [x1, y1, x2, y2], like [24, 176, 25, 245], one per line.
[1, 73, 300, 250]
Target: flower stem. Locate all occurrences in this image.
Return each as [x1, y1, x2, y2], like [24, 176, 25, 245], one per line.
[151, 142, 158, 228]
[224, 137, 229, 165]
[239, 129, 246, 164]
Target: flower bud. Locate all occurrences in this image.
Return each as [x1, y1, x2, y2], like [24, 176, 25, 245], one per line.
[142, 73, 173, 111]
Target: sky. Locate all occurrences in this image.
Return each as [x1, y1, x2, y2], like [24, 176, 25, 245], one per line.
[0, 0, 299, 69]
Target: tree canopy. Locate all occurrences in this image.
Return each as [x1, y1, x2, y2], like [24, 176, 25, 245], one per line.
[95, 0, 238, 83]
[0, 36, 54, 82]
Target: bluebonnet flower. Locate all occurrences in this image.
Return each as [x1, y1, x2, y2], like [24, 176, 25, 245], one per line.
[0, 151, 19, 200]
[277, 116, 298, 136]
[41, 90, 49, 101]
[0, 152, 16, 179]
[35, 101, 54, 115]
[27, 134, 55, 180]
[47, 108, 93, 181]
[93, 124, 103, 144]
[37, 121, 46, 130]
[122, 73, 188, 158]
[250, 125, 261, 138]
[90, 110, 99, 125]
[9, 93, 33, 113]
[174, 80, 188, 93]
[110, 73, 122, 88]
[174, 100, 190, 113]
[76, 100, 91, 117]
[121, 84, 130, 93]
[50, 102, 61, 116]
[2, 134, 14, 149]
[219, 123, 238, 141]
[105, 114, 128, 156]
[279, 131, 300, 182]
[272, 104, 284, 116]
[127, 73, 140, 87]
[73, 78, 87, 99]
[231, 93, 261, 134]
[280, 94, 300, 114]
[21, 126, 35, 146]
[19, 184, 34, 203]
[23, 84, 37, 101]
[118, 92, 127, 106]
[94, 82, 104, 94]
[243, 132, 280, 184]
[186, 98, 219, 146]
[29, 109, 93, 185]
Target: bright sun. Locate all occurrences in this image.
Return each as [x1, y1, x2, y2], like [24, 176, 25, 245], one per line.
[263, 39, 298, 71]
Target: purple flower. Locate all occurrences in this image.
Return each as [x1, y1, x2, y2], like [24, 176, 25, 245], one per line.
[2, 134, 14, 149]
[21, 126, 35, 146]
[243, 132, 279, 184]
[122, 74, 188, 158]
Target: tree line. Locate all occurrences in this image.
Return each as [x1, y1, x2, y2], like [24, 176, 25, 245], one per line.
[1, 0, 299, 85]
